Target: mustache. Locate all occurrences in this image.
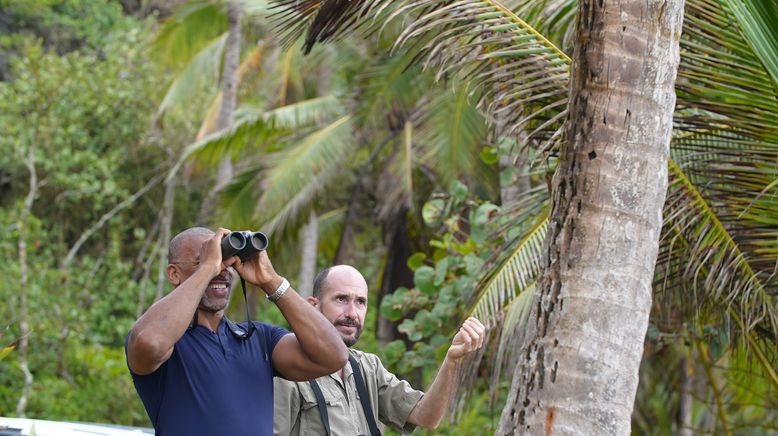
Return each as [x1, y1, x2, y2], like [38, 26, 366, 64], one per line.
[335, 317, 360, 327]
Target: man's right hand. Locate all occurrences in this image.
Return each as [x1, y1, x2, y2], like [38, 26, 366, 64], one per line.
[199, 227, 236, 277]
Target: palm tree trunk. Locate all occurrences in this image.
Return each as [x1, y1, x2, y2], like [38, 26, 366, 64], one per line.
[678, 356, 694, 436]
[16, 144, 36, 417]
[497, 0, 685, 433]
[215, 0, 241, 183]
[199, 0, 242, 221]
[298, 210, 319, 297]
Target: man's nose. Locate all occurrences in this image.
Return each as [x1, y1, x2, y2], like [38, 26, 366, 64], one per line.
[343, 301, 359, 318]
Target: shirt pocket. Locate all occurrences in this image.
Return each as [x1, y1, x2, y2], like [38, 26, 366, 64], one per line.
[299, 383, 346, 436]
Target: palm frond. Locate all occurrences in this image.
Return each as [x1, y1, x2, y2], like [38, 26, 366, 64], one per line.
[505, 0, 577, 50]
[270, 0, 372, 51]
[155, 33, 228, 121]
[489, 282, 535, 398]
[253, 115, 358, 237]
[724, 0, 778, 90]
[236, 95, 342, 128]
[152, 1, 228, 68]
[271, 0, 571, 155]
[659, 156, 777, 337]
[172, 95, 343, 172]
[469, 214, 547, 328]
[354, 51, 432, 129]
[417, 85, 489, 187]
[677, 0, 778, 138]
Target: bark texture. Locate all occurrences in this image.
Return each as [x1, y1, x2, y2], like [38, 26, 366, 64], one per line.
[497, 0, 684, 434]
[298, 210, 319, 297]
[198, 0, 242, 222]
[215, 0, 242, 185]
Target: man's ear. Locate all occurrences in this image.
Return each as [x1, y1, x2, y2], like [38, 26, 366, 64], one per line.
[307, 296, 319, 308]
[167, 264, 181, 286]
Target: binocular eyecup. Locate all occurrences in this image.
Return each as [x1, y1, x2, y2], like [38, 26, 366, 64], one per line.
[221, 231, 268, 261]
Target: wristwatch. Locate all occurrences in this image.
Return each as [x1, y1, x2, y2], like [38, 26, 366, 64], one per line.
[267, 277, 290, 303]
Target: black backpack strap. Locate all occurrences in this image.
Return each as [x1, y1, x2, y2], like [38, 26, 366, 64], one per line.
[309, 380, 331, 436]
[350, 355, 381, 436]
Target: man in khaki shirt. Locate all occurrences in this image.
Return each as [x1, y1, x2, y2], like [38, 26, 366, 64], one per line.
[274, 265, 486, 435]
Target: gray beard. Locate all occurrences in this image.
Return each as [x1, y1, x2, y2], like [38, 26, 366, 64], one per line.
[199, 294, 230, 313]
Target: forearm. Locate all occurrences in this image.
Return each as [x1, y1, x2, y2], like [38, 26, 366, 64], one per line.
[271, 284, 348, 369]
[128, 267, 213, 363]
[407, 354, 462, 429]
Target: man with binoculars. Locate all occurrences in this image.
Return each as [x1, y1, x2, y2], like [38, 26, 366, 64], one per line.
[125, 227, 348, 436]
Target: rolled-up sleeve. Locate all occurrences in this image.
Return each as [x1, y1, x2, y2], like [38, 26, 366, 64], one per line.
[370, 355, 424, 433]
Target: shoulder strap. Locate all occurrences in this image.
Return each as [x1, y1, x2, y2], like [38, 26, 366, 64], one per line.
[350, 354, 381, 436]
[309, 380, 331, 436]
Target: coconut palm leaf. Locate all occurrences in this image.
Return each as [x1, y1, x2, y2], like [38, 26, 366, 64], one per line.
[468, 214, 547, 329]
[152, 1, 229, 68]
[270, 0, 571, 154]
[353, 51, 432, 129]
[271, 0, 373, 51]
[661, 156, 777, 335]
[170, 95, 343, 174]
[417, 85, 490, 187]
[235, 115, 357, 238]
[677, 0, 778, 136]
[723, 0, 778, 90]
[155, 33, 228, 121]
[659, 0, 778, 337]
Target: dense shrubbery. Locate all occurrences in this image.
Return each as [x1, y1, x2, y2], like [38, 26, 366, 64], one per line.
[0, 1, 166, 425]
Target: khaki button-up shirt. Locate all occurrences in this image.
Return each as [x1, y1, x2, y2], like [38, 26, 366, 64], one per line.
[274, 349, 424, 435]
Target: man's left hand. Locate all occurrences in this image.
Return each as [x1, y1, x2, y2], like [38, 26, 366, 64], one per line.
[232, 249, 283, 294]
[447, 317, 486, 361]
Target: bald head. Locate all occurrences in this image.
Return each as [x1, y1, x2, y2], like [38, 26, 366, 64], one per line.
[168, 227, 214, 263]
[312, 265, 366, 299]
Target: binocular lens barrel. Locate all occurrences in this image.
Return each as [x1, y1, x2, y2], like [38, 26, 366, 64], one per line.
[248, 232, 268, 252]
[221, 232, 247, 259]
[220, 231, 268, 261]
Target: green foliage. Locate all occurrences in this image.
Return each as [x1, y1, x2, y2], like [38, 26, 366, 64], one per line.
[0, 10, 166, 426]
[0, 0, 135, 63]
[377, 182, 503, 375]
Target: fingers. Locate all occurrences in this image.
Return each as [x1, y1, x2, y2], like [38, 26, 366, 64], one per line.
[209, 228, 232, 257]
[223, 255, 238, 269]
[458, 317, 486, 352]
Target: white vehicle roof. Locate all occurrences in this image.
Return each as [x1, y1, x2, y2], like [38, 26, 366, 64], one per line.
[0, 417, 154, 436]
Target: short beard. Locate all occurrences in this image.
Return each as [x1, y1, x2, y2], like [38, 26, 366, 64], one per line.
[342, 334, 358, 347]
[199, 294, 230, 313]
[340, 326, 362, 347]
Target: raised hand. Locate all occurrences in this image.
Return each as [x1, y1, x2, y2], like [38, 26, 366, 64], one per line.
[198, 228, 235, 276]
[232, 248, 283, 293]
[447, 317, 486, 361]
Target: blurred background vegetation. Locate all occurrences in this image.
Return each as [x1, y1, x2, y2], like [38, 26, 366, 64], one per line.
[1, 0, 776, 434]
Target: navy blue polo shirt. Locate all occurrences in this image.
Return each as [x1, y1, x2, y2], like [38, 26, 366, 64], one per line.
[127, 319, 289, 436]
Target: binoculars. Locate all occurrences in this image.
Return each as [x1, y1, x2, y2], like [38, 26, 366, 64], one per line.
[221, 231, 268, 261]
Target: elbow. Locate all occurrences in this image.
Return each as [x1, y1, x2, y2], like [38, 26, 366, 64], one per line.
[418, 416, 442, 430]
[409, 401, 444, 430]
[325, 345, 349, 373]
[128, 328, 167, 363]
